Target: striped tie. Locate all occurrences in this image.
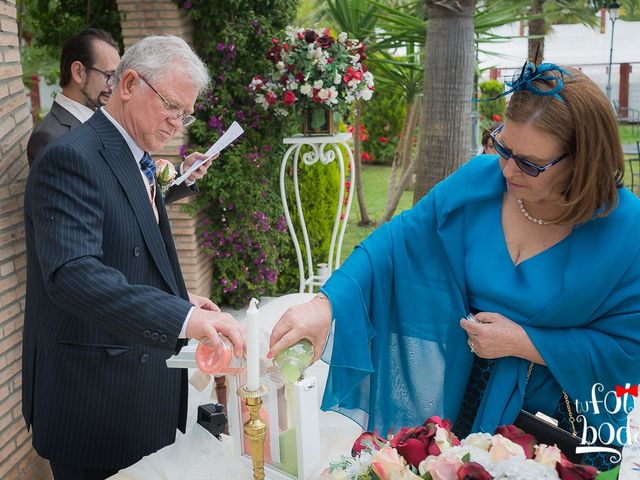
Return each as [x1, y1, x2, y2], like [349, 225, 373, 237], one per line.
[139, 152, 156, 184]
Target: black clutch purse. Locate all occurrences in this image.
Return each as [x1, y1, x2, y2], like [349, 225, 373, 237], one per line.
[515, 362, 584, 464]
[514, 409, 583, 464]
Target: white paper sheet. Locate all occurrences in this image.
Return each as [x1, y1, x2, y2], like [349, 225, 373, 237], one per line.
[170, 121, 244, 186]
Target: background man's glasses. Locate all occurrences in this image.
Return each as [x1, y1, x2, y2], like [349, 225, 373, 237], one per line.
[138, 74, 196, 127]
[489, 124, 569, 177]
[87, 66, 115, 87]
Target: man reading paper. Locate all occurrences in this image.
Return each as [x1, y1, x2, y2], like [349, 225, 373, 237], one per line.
[23, 35, 246, 479]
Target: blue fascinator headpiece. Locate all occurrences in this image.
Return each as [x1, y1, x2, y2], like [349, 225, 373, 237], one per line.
[483, 60, 573, 102]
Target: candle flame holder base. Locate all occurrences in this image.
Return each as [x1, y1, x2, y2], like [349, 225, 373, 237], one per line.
[237, 384, 269, 480]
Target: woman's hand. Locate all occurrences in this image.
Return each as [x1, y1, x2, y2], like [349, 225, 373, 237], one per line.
[459, 311, 544, 364]
[268, 295, 332, 362]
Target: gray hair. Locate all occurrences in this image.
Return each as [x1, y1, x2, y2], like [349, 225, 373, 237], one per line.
[113, 35, 210, 94]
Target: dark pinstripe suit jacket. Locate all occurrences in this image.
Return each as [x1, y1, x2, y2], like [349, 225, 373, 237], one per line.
[23, 109, 193, 469]
[27, 102, 196, 204]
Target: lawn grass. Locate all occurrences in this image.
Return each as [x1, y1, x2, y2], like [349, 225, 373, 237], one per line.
[340, 165, 413, 263]
[619, 124, 639, 145]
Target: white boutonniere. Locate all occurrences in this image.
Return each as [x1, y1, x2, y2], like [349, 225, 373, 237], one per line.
[155, 159, 177, 197]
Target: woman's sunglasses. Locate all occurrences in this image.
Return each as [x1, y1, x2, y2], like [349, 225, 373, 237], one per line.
[489, 124, 569, 177]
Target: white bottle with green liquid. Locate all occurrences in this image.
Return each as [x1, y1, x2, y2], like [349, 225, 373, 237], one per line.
[273, 338, 314, 383]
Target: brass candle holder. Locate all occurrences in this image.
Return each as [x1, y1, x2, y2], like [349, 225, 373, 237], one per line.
[236, 384, 269, 480]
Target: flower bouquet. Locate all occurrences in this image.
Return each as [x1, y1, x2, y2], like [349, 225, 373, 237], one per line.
[321, 416, 617, 480]
[155, 158, 177, 197]
[249, 26, 374, 133]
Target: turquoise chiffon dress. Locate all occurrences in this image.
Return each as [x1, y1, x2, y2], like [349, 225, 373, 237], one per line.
[453, 196, 621, 471]
[320, 155, 640, 473]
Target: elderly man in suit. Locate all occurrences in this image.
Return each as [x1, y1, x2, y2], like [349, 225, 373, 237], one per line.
[27, 28, 208, 203]
[23, 35, 244, 479]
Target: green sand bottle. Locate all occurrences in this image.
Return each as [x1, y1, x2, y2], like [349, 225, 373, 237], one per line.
[274, 338, 314, 383]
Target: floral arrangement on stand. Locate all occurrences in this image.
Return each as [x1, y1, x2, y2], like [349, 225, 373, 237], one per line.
[248, 26, 375, 131]
[322, 416, 616, 480]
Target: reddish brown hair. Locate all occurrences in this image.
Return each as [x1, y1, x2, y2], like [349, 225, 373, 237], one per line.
[505, 67, 623, 225]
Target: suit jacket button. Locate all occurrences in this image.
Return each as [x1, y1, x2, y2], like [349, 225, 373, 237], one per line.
[151, 332, 159, 341]
[143, 329, 151, 338]
[160, 334, 167, 343]
[133, 246, 140, 256]
[140, 354, 149, 364]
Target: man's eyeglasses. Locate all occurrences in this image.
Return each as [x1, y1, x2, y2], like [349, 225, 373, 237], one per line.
[87, 67, 115, 87]
[489, 124, 569, 177]
[138, 74, 196, 127]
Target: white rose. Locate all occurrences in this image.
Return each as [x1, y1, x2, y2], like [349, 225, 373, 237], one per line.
[334, 73, 342, 85]
[317, 88, 330, 101]
[314, 80, 324, 89]
[338, 32, 348, 43]
[435, 426, 453, 453]
[462, 433, 493, 452]
[490, 434, 525, 462]
[300, 84, 312, 96]
[360, 88, 373, 101]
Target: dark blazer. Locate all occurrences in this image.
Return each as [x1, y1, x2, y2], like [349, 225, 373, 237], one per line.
[27, 102, 81, 165]
[23, 109, 194, 469]
[27, 102, 196, 204]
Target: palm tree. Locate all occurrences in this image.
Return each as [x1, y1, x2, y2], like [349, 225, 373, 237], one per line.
[413, 0, 477, 202]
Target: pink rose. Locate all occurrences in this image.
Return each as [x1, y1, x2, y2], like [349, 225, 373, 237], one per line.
[495, 424, 537, 459]
[456, 462, 492, 480]
[535, 444, 562, 467]
[490, 434, 525, 462]
[371, 446, 407, 480]
[555, 456, 598, 480]
[418, 453, 463, 480]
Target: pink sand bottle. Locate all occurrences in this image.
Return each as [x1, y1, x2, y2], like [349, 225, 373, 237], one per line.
[195, 335, 246, 375]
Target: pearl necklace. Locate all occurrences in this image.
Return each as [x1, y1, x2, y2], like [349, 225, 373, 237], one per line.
[517, 198, 549, 225]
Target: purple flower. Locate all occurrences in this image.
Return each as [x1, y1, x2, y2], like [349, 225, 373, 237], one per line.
[178, 144, 187, 157]
[236, 111, 245, 122]
[216, 42, 226, 52]
[183, 1, 192, 9]
[251, 19, 262, 35]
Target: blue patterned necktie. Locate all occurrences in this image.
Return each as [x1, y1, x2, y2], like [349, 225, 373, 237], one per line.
[139, 152, 156, 185]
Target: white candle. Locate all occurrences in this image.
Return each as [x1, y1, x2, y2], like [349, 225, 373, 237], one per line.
[246, 298, 260, 391]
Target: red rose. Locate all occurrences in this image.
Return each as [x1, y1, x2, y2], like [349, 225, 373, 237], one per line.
[456, 462, 492, 480]
[494, 424, 536, 459]
[492, 114, 502, 122]
[555, 456, 598, 480]
[316, 35, 334, 50]
[282, 91, 296, 106]
[378, 136, 389, 143]
[390, 426, 433, 468]
[351, 431, 385, 456]
[360, 152, 373, 163]
[303, 29, 318, 43]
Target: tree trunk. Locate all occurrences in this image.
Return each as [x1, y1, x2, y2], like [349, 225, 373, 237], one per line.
[527, 0, 545, 62]
[383, 95, 422, 222]
[414, 0, 476, 204]
[352, 102, 372, 225]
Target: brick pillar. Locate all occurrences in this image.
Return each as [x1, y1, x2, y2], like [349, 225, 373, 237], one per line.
[619, 63, 631, 113]
[0, 1, 51, 478]
[116, 0, 212, 297]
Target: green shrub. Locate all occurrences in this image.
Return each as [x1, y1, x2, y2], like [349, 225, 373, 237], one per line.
[359, 88, 406, 165]
[177, 0, 301, 307]
[478, 79, 506, 130]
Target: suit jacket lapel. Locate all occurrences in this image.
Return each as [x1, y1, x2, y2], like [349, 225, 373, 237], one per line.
[155, 193, 189, 300]
[51, 102, 81, 129]
[89, 111, 180, 297]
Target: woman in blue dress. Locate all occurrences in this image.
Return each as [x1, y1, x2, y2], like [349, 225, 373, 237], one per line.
[269, 64, 640, 473]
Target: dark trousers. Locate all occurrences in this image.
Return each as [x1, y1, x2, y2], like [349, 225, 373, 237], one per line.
[50, 462, 119, 480]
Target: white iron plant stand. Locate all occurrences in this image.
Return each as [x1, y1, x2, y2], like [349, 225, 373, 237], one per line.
[280, 133, 355, 292]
